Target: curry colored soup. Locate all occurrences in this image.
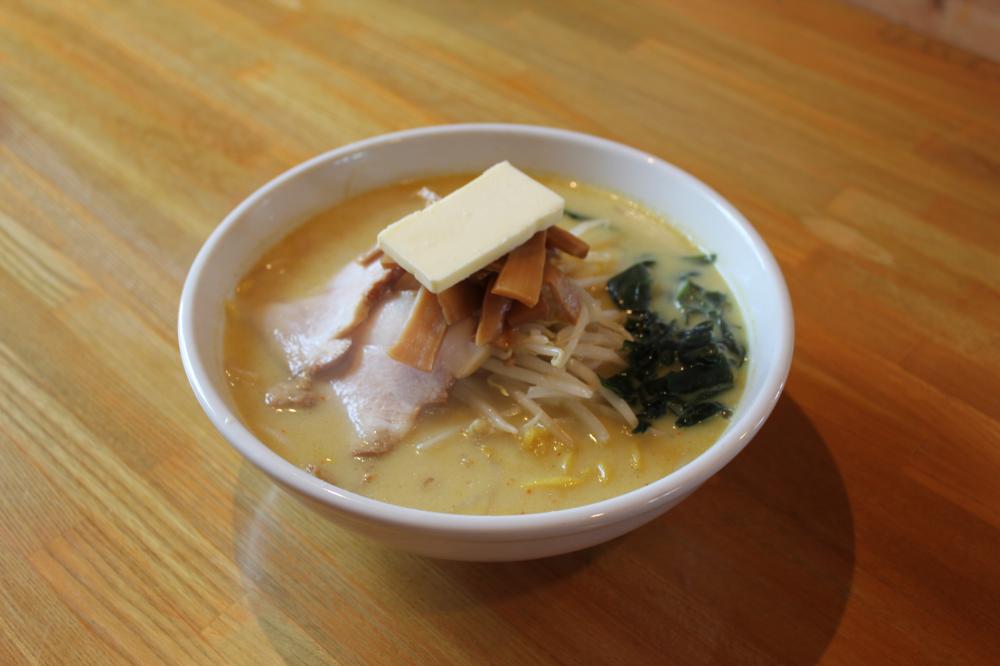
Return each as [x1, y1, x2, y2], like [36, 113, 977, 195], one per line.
[224, 174, 747, 515]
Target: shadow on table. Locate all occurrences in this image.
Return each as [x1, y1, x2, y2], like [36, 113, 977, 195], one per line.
[232, 395, 854, 664]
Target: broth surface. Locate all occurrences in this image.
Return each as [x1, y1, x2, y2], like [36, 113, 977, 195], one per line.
[224, 174, 746, 514]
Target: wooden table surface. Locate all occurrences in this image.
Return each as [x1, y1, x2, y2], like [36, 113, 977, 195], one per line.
[2, 1, 999, 663]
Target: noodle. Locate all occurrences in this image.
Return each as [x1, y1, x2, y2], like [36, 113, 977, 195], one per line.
[553, 307, 590, 368]
[414, 426, 462, 452]
[598, 386, 639, 429]
[567, 359, 601, 389]
[512, 355, 594, 397]
[484, 358, 593, 398]
[452, 383, 518, 434]
[525, 386, 574, 400]
[572, 344, 627, 365]
[563, 400, 609, 443]
[511, 390, 572, 443]
[570, 219, 610, 237]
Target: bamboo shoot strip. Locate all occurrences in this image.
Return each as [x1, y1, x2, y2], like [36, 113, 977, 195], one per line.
[492, 231, 547, 306]
[357, 243, 384, 266]
[546, 225, 590, 258]
[388, 287, 448, 372]
[437, 280, 482, 325]
[476, 278, 512, 346]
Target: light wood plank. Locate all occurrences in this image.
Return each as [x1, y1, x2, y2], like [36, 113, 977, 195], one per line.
[0, 0, 998, 662]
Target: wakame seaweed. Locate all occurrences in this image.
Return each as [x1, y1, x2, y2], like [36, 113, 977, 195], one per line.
[675, 276, 745, 366]
[564, 209, 590, 221]
[607, 261, 655, 311]
[683, 253, 717, 265]
[602, 259, 746, 432]
[676, 402, 730, 427]
[661, 356, 733, 395]
[676, 277, 727, 321]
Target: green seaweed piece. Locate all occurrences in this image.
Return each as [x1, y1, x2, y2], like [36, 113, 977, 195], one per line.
[607, 261, 655, 312]
[683, 253, 717, 265]
[676, 402, 731, 427]
[564, 209, 590, 221]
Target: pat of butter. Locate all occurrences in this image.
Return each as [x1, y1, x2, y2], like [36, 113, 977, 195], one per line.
[377, 162, 565, 293]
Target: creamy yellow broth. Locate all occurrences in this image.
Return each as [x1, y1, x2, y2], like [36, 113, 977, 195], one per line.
[224, 174, 746, 514]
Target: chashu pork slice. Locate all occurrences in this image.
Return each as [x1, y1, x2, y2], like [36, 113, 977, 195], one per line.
[438, 317, 491, 379]
[333, 346, 452, 456]
[332, 290, 490, 456]
[258, 260, 399, 377]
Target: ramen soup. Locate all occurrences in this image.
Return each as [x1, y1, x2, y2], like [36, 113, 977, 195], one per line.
[224, 166, 747, 515]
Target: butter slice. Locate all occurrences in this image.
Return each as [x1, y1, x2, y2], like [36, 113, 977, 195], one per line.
[377, 162, 565, 293]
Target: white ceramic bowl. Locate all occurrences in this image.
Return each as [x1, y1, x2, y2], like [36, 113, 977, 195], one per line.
[179, 124, 793, 561]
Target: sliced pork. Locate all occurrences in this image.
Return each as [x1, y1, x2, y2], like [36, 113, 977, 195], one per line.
[333, 345, 453, 455]
[258, 260, 399, 377]
[331, 291, 489, 455]
[353, 289, 417, 347]
[438, 317, 491, 378]
[264, 376, 323, 409]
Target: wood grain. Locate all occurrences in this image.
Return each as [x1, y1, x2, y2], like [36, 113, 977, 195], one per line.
[2, 0, 999, 663]
[846, 0, 1000, 62]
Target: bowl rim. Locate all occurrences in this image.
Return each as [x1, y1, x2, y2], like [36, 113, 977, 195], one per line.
[178, 123, 794, 539]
